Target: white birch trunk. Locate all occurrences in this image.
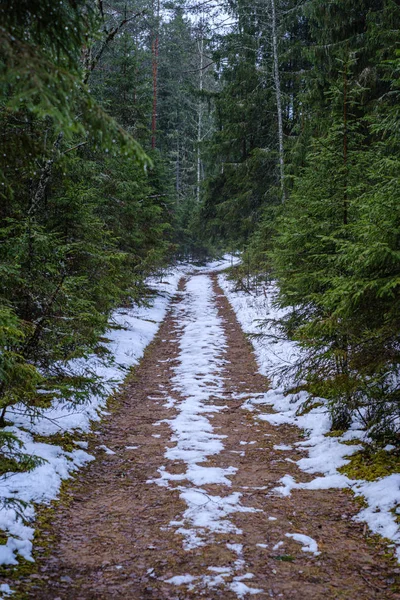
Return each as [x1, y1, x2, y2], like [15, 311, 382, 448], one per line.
[196, 35, 204, 203]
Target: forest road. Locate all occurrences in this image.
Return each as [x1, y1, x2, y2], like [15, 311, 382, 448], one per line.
[15, 272, 399, 599]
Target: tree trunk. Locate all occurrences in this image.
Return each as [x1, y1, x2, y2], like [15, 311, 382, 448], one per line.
[196, 35, 204, 203]
[343, 55, 348, 226]
[270, 0, 285, 202]
[151, 0, 160, 149]
[176, 136, 180, 200]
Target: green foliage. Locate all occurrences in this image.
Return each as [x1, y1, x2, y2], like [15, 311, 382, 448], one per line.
[0, 431, 45, 476]
[0, 308, 42, 422]
[200, 0, 281, 247]
[202, 149, 279, 247]
[0, 1, 148, 167]
[273, 555, 295, 562]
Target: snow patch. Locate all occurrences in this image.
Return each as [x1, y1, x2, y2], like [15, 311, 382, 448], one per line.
[98, 445, 115, 455]
[0, 584, 14, 597]
[285, 533, 320, 555]
[166, 574, 196, 585]
[229, 580, 263, 598]
[272, 541, 284, 551]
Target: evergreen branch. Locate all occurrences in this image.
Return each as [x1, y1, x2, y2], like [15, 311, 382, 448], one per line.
[182, 61, 215, 74]
[96, 0, 106, 27]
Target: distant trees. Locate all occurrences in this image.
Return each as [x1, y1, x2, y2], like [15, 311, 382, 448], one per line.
[156, 4, 217, 257]
[200, 0, 281, 247]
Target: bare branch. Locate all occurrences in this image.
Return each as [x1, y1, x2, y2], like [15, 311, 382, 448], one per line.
[63, 141, 88, 154]
[83, 10, 147, 84]
[28, 132, 64, 217]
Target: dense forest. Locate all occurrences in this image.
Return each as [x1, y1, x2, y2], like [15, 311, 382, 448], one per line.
[1, 0, 399, 478]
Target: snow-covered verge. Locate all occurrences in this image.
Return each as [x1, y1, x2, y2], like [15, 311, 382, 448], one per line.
[0, 269, 187, 567]
[219, 274, 400, 561]
[0, 267, 187, 570]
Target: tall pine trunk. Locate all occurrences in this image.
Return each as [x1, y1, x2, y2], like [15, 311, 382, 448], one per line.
[343, 54, 348, 226]
[270, 0, 285, 202]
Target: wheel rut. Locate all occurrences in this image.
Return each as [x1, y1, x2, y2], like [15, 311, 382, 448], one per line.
[13, 271, 399, 599]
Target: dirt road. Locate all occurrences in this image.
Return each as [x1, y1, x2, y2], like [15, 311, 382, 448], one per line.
[13, 272, 399, 599]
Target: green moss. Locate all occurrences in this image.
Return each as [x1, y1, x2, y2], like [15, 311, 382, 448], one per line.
[273, 554, 295, 562]
[339, 448, 400, 482]
[325, 429, 346, 438]
[341, 439, 362, 446]
[0, 556, 36, 584]
[351, 492, 368, 510]
[33, 430, 85, 453]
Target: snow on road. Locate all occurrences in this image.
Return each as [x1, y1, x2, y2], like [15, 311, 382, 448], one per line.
[285, 533, 320, 555]
[149, 274, 263, 597]
[1, 258, 397, 598]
